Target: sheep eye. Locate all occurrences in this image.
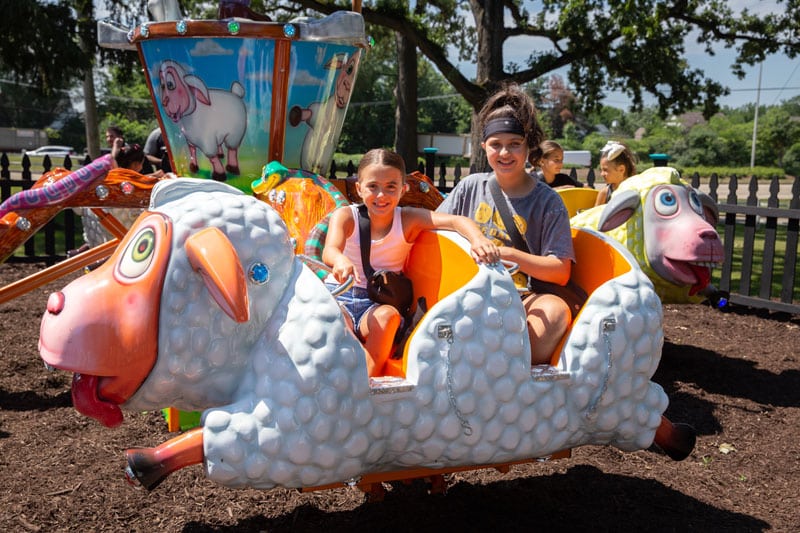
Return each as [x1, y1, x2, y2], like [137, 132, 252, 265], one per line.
[118, 227, 156, 279]
[654, 188, 679, 216]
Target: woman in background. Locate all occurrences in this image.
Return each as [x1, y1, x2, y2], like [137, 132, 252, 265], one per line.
[537, 140, 583, 189]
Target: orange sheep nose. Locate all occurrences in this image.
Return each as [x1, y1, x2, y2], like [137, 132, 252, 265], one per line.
[47, 292, 65, 314]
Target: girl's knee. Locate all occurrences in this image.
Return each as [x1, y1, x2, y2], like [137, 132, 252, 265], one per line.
[373, 305, 401, 327]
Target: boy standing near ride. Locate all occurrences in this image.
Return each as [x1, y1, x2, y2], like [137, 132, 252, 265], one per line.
[323, 148, 500, 377]
[437, 83, 575, 365]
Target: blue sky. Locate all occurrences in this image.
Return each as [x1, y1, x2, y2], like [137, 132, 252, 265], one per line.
[454, 0, 799, 110]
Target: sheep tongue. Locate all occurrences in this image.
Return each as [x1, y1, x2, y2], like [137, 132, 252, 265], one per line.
[688, 264, 711, 296]
[72, 373, 124, 428]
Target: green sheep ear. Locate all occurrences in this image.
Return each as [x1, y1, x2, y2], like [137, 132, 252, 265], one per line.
[597, 190, 640, 232]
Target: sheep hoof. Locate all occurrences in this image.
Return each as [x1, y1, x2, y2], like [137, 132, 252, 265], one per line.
[212, 172, 227, 182]
[225, 164, 240, 175]
[189, 162, 199, 173]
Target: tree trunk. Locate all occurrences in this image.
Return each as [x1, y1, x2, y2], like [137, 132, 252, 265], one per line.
[394, 32, 418, 173]
[83, 69, 100, 159]
[75, 0, 99, 159]
[468, 0, 504, 171]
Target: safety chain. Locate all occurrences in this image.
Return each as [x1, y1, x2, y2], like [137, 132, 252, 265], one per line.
[438, 324, 473, 436]
[585, 317, 615, 420]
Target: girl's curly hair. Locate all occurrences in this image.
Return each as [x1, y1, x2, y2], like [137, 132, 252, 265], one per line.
[477, 82, 545, 165]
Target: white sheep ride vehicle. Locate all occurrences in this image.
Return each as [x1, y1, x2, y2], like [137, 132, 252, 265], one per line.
[39, 178, 695, 499]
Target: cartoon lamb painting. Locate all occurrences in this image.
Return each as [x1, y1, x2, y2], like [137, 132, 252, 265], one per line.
[289, 52, 360, 175]
[39, 179, 694, 493]
[571, 166, 725, 304]
[157, 60, 247, 181]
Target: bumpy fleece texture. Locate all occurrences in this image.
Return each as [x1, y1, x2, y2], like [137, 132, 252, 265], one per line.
[124, 179, 668, 489]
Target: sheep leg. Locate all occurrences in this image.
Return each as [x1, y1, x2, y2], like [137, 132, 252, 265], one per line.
[125, 427, 204, 490]
[653, 415, 696, 461]
[225, 147, 240, 175]
[208, 156, 227, 181]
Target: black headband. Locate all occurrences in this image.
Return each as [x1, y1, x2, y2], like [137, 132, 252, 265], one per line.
[482, 117, 525, 140]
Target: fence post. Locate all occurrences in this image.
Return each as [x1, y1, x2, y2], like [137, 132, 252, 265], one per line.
[586, 169, 596, 188]
[423, 147, 438, 179]
[0, 153, 9, 201]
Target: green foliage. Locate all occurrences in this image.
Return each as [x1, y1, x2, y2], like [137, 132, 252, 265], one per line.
[679, 166, 785, 180]
[417, 61, 472, 134]
[337, 27, 397, 153]
[0, 0, 90, 92]
[101, 114, 155, 146]
[98, 67, 159, 124]
[782, 143, 800, 176]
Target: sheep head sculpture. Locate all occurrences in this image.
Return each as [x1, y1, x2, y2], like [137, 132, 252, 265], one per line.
[570, 167, 724, 304]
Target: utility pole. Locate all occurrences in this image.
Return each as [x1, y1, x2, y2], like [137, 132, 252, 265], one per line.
[750, 62, 762, 169]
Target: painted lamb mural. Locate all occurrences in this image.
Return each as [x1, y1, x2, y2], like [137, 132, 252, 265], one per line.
[39, 179, 694, 493]
[157, 59, 247, 182]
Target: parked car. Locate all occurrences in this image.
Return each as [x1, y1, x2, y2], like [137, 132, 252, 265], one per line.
[22, 145, 76, 158]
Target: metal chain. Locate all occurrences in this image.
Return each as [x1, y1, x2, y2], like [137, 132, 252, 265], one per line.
[585, 317, 615, 420]
[438, 324, 473, 436]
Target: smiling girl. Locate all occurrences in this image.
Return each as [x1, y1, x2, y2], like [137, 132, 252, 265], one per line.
[436, 83, 575, 365]
[323, 148, 499, 376]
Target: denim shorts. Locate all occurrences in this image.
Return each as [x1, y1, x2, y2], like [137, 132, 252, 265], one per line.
[326, 284, 377, 333]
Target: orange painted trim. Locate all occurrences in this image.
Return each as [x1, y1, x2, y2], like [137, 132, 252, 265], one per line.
[165, 407, 180, 433]
[269, 39, 293, 163]
[137, 45, 175, 174]
[300, 449, 572, 492]
[0, 239, 119, 305]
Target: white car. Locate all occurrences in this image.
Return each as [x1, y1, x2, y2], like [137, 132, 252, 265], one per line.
[22, 145, 76, 158]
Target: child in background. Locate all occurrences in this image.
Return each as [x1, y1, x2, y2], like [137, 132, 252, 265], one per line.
[79, 142, 168, 251]
[595, 140, 637, 206]
[537, 140, 583, 189]
[436, 83, 575, 365]
[323, 148, 500, 377]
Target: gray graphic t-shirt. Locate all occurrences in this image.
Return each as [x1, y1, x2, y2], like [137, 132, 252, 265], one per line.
[437, 172, 575, 262]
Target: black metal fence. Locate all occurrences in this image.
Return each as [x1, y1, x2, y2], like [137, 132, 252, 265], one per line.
[3, 152, 799, 314]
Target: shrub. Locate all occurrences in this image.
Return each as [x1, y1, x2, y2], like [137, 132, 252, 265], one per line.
[781, 143, 800, 177]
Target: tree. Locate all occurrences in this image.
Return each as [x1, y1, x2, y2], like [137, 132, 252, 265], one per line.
[0, 1, 157, 156]
[286, 0, 800, 167]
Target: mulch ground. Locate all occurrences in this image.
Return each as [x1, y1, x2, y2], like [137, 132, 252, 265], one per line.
[1, 262, 798, 532]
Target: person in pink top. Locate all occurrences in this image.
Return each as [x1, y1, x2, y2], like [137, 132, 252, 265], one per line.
[323, 148, 500, 376]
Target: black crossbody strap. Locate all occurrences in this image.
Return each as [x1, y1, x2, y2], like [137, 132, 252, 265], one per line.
[488, 176, 530, 253]
[357, 204, 375, 278]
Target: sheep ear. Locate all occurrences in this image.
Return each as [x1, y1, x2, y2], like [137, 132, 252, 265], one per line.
[697, 190, 719, 225]
[184, 75, 211, 106]
[185, 227, 250, 322]
[597, 189, 640, 232]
